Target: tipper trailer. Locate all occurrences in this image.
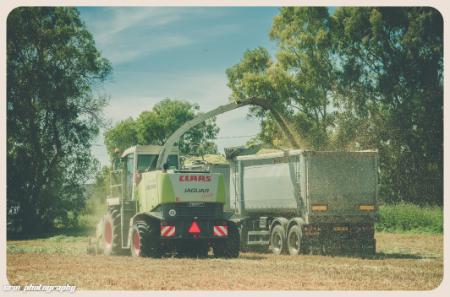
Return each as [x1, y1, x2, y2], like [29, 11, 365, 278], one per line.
[227, 149, 379, 256]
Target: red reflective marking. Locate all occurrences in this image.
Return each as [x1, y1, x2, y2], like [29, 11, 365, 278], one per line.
[161, 226, 175, 237]
[167, 227, 175, 237]
[104, 222, 112, 245]
[213, 226, 228, 237]
[188, 221, 201, 234]
[133, 230, 140, 255]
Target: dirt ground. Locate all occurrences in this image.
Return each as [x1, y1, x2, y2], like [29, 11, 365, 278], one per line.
[6, 232, 443, 290]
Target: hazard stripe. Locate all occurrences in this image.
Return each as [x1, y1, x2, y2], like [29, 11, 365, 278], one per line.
[213, 226, 228, 237]
[161, 226, 175, 237]
[166, 226, 175, 237]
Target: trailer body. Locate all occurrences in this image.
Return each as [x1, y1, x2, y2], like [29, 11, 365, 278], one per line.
[229, 150, 378, 255]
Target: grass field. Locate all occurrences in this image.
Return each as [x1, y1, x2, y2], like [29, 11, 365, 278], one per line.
[6, 232, 443, 290]
[376, 203, 443, 233]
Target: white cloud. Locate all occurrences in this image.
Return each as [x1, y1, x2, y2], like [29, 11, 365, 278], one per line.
[103, 95, 161, 124]
[87, 8, 181, 45]
[82, 8, 240, 65]
[103, 35, 193, 65]
[82, 8, 188, 65]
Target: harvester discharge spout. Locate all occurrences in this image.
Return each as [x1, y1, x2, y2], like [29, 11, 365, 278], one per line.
[156, 97, 301, 170]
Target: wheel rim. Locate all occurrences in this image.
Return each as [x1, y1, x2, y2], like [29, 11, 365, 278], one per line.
[104, 221, 112, 246]
[272, 232, 282, 253]
[289, 231, 300, 254]
[133, 230, 141, 256]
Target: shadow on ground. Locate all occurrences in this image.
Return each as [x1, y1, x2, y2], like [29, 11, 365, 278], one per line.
[372, 252, 427, 260]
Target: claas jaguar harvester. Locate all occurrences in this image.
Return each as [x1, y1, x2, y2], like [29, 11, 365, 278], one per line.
[96, 145, 239, 258]
[95, 99, 272, 258]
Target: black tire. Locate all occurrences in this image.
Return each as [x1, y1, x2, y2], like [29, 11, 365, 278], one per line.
[213, 223, 240, 258]
[287, 225, 303, 256]
[130, 220, 162, 258]
[270, 225, 287, 255]
[103, 208, 122, 256]
[239, 225, 249, 252]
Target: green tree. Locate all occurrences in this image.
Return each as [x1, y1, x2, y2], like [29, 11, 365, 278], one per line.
[104, 99, 219, 159]
[226, 47, 298, 148]
[7, 7, 112, 236]
[104, 117, 138, 158]
[227, 8, 336, 149]
[227, 7, 443, 205]
[332, 7, 443, 205]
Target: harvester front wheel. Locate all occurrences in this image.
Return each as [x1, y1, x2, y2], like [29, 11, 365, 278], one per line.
[130, 220, 162, 258]
[213, 223, 239, 258]
[103, 208, 122, 256]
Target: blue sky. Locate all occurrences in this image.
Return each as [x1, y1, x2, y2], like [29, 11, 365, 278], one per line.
[78, 7, 280, 166]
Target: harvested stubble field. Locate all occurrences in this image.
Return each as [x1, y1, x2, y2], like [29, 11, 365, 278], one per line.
[7, 232, 443, 290]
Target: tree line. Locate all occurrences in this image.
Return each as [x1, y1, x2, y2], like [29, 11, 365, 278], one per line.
[226, 7, 442, 206]
[7, 8, 111, 236]
[7, 7, 442, 237]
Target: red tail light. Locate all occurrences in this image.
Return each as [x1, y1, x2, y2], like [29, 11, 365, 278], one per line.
[188, 221, 201, 234]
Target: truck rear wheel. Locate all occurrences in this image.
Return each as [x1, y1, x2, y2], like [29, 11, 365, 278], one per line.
[130, 220, 161, 258]
[103, 209, 122, 256]
[270, 225, 287, 255]
[287, 225, 303, 256]
[213, 223, 239, 258]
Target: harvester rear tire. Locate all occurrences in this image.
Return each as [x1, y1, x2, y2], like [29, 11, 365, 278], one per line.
[103, 208, 122, 256]
[130, 220, 162, 258]
[213, 223, 239, 258]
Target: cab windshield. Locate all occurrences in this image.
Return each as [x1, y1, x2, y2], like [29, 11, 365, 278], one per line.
[137, 154, 179, 171]
[137, 154, 157, 171]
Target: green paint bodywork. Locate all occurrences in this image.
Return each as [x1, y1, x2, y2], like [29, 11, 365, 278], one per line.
[136, 171, 225, 213]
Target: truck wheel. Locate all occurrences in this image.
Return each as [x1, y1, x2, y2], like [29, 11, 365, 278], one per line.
[270, 225, 287, 255]
[240, 227, 249, 252]
[130, 221, 161, 258]
[213, 223, 240, 258]
[103, 209, 122, 256]
[287, 225, 303, 256]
